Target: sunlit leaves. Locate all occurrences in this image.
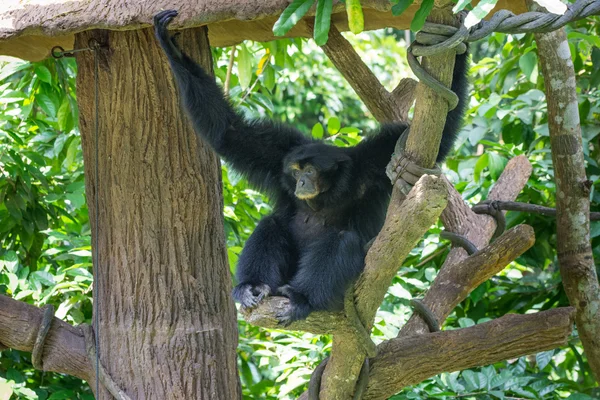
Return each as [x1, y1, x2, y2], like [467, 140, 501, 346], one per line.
[273, 0, 315, 37]
[345, 0, 364, 34]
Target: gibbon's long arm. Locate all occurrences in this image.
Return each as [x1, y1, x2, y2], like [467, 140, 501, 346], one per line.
[154, 10, 310, 194]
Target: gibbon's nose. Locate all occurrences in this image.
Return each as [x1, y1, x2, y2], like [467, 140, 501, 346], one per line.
[299, 179, 305, 187]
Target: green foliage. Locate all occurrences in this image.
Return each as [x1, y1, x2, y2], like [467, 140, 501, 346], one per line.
[1, 14, 600, 400]
[0, 56, 93, 398]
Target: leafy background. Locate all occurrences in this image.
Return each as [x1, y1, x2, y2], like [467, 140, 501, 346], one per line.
[0, 9, 599, 400]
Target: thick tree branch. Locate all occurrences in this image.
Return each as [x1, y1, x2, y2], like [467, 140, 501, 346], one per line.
[400, 155, 533, 336]
[398, 224, 535, 337]
[532, 11, 600, 380]
[404, 8, 460, 168]
[0, 295, 93, 382]
[364, 307, 575, 400]
[319, 24, 416, 123]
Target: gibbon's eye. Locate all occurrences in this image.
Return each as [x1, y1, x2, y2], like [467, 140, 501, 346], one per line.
[305, 166, 315, 175]
[293, 170, 300, 179]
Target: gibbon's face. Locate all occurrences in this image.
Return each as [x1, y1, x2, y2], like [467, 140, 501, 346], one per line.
[288, 162, 322, 200]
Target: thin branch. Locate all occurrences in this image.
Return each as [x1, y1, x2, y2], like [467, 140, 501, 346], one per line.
[318, 23, 416, 123]
[0, 295, 93, 382]
[472, 200, 600, 221]
[224, 44, 237, 96]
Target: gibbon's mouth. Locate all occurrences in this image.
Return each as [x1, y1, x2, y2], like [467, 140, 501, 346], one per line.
[295, 191, 319, 200]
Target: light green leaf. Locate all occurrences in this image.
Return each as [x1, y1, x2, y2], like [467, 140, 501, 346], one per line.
[238, 44, 253, 90]
[314, 0, 333, 46]
[312, 123, 324, 139]
[273, 0, 315, 37]
[327, 117, 340, 134]
[346, 0, 364, 34]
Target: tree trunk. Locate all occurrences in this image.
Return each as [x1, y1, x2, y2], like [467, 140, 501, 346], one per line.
[534, 26, 600, 381]
[75, 27, 241, 399]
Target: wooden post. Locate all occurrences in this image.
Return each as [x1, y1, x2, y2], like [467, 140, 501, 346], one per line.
[75, 27, 241, 399]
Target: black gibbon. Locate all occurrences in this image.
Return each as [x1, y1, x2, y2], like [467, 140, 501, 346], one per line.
[153, 10, 469, 325]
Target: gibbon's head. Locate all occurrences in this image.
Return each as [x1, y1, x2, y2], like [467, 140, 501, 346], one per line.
[283, 143, 352, 201]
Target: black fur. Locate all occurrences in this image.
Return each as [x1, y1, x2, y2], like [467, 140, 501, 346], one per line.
[154, 10, 469, 324]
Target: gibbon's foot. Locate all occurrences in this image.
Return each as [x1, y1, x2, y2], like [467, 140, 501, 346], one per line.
[232, 283, 271, 309]
[276, 284, 294, 298]
[275, 285, 311, 326]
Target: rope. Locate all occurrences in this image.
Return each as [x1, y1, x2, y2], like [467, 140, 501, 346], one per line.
[386, 129, 442, 195]
[468, 0, 600, 41]
[81, 325, 132, 400]
[31, 305, 55, 370]
[410, 299, 440, 332]
[308, 357, 370, 400]
[472, 201, 507, 240]
[440, 231, 479, 255]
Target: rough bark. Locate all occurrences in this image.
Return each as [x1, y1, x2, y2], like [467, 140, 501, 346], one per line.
[0, 295, 92, 382]
[534, 25, 600, 380]
[75, 27, 240, 399]
[0, 0, 528, 61]
[398, 224, 536, 337]
[365, 307, 576, 399]
[401, 155, 533, 335]
[405, 7, 459, 168]
[319, 24, 416, 123]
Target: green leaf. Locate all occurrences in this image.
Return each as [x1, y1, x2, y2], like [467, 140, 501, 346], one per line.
[314, 0, 333, 46]
[590, 222, 600, 238]
[519, 52, 537, 82]
[31, 271, 55, 286]
[238, 44, 253, 89]
[262, 64, 276, 92]
[57, 98, 72, 132]
[48, 390, 77, 400]
[34, 65, 52, 83]
[36, 93, 58, 117]
[488, 152, 507, 180]
[346, 0, 364, 34]
[474, 153, 488, 183]
[392, 0, 414, 16]
[411, 0, 434, 32]
[536, 350, 554, 370]
[273, 0, 315, 37]
[312, 123, 324, 139]
[327, 117, 341, 134]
